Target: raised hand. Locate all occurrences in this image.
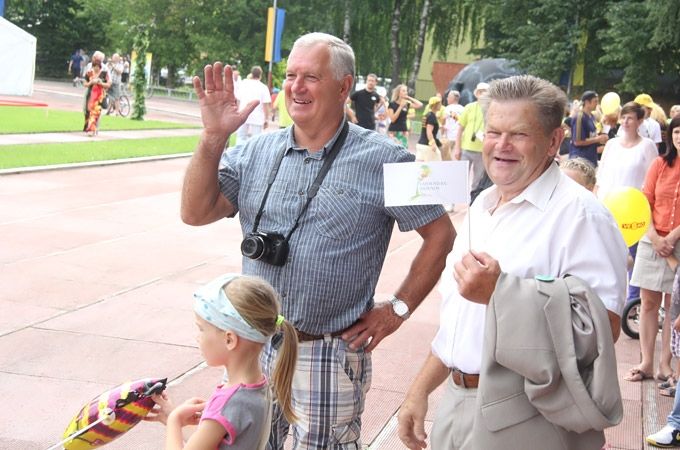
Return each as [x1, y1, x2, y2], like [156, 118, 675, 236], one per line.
[192, 62, 260, 137]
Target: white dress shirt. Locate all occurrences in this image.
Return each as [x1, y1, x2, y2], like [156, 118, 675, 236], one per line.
[432, 163, 628, 374]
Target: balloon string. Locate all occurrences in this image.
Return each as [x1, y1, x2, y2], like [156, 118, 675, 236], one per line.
[45, 409, 115, 450]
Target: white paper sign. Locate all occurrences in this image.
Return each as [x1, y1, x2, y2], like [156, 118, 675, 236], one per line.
[383, 160, 470, 207]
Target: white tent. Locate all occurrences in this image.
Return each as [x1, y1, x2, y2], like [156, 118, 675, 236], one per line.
[0, 16, 36, 96]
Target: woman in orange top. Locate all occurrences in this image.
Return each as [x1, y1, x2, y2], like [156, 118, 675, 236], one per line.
[626, 116, 680, 382]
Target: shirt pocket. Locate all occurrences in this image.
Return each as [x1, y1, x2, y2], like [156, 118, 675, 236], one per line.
[310, 185, 361, 240]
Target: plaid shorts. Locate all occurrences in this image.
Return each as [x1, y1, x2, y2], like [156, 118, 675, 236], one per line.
[261, 333, 372, 450]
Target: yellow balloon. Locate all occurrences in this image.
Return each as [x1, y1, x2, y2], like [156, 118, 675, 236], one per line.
[603, 187, 651, 247]
[601, 92, 621, 116]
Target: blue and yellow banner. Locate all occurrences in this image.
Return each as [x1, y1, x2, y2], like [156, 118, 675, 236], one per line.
[265, 8, 286, 63]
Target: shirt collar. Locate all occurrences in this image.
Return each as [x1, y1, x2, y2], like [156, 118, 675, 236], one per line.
[284, 117, 348, 158]
[481, 161, 561, 212]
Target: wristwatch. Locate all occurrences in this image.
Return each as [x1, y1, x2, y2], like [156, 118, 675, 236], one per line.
[389, 296, 411, 320]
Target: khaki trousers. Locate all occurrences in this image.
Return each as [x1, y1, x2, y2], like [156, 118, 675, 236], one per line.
[430, 379, 477, 450]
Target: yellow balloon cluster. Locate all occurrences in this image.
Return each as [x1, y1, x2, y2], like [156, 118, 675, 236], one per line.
[603, 187, 651, 247]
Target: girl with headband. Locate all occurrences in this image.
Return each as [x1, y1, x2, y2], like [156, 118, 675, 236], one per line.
[146, 274, 298, 449]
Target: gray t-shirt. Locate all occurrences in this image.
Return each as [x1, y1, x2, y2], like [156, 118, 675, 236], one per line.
[200, 379, 272, 449]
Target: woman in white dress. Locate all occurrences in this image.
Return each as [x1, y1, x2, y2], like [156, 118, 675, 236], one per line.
[595, 101, 658, 201]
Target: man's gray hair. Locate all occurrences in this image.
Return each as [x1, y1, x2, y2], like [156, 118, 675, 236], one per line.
[479, 75, 567, 134]
[292, 32, 355, 80]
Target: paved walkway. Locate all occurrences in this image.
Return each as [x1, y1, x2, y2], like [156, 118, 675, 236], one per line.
[0, 128, 202, 146]
[0, 84, 673, 449]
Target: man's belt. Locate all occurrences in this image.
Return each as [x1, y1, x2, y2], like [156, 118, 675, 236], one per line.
[451, 367, 479, 388]
[294, 327, 346, 342]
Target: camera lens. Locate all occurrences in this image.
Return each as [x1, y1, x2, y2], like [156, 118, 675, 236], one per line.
[241, 235, 265, 259]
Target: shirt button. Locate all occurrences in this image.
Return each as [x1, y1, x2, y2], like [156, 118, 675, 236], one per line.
[304, 159, 310, 164]
[298, 190, 304, 196]
[281, 292, 287, 298]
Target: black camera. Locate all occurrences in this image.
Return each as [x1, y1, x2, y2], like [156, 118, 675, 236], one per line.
[240, 231, 289, 266]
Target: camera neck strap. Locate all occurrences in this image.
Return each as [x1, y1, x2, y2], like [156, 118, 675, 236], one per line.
[252, 121, 350, 240]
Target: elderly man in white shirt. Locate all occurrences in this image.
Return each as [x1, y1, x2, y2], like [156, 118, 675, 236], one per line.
[397, 75, 628, 450]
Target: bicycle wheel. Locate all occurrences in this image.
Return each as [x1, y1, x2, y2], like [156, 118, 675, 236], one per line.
[118, 95, 130, 117]
[621, 297, 641, 339]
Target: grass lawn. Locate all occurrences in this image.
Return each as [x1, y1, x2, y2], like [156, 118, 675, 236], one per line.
[0, 136, 199, 169]
[0, 106, 197, 134]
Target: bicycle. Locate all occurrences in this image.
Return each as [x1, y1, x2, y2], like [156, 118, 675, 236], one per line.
[621, 296, 665, 339]
[117, 94, 131, 117]
[106, 85, 131, 117]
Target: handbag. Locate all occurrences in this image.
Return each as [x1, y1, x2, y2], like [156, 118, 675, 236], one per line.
[101, 93, 110, 110]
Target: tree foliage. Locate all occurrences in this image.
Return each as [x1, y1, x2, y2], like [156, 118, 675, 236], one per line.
[6, 0, 680, 99]
[131, 26, 149, 120]
[598, 0, 680, 95]
[6, 0, 108, 78]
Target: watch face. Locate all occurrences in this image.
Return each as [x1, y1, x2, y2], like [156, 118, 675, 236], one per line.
[394, 301, 408, 316]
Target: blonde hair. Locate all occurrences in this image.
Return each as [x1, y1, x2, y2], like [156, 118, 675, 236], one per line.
[560, 157, 596, 191]
[391, 84, 407, 102]
[226, 276, 298, 424]
[650, 103, 668, 125]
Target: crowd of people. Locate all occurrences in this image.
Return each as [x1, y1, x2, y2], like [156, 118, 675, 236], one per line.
[557, 90, 680, 447]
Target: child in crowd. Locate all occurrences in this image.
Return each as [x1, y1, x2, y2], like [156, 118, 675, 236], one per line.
[146, 274, 298, 449]
[559, 157, 597, 192]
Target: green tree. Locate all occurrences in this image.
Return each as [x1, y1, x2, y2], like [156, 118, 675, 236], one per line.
[6, 0, 108, 78]
[469, 0, 610, 94]
[131, 26, 149, 120]
[598, 0, 680, 95]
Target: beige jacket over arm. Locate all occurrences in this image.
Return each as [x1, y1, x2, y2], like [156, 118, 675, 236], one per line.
[468, 273, 623, 450]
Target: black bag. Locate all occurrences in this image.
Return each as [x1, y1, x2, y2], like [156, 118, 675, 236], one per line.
[101, 94, 110, 110]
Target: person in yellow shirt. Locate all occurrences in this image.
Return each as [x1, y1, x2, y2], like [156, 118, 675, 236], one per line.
[453, 82, 489, 192]
[273, 89, 293, 128]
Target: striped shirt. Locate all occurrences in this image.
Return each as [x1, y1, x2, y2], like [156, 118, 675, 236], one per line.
[219, 121, 445, 334]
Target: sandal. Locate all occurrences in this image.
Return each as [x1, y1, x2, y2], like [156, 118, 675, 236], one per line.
[659, 376, 677, 390]
[660, 386, 677, 397]
[624, 367, 653, 382]
[656, 372, 674, 382]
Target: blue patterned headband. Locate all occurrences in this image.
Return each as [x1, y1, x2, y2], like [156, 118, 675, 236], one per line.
[193, 274, 269, 344]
